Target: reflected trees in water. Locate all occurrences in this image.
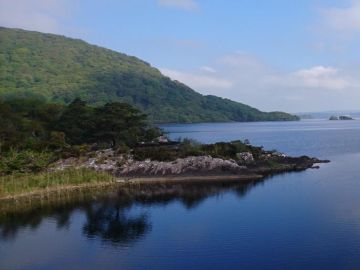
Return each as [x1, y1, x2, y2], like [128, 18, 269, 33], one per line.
[0, 179, 264, 245]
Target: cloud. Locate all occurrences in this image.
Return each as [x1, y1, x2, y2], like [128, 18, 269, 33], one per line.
[160, 68, 233, 90]
[291, 66, 350, 90]
[157, 0, 198, 10]
[322, 0, 360, 33]
[160, 52, 360, 112]
[0, 0, 78, 34]
[200, 66, 216, 73]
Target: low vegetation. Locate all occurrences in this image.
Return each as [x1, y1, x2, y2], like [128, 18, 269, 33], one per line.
[0, 169, 115, 198]
[133, 139, 263, 161]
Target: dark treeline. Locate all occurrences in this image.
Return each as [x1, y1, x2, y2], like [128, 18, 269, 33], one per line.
[0, 98, 161, 174]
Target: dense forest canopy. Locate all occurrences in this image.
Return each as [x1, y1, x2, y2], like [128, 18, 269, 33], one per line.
[0, 27, 298, 123]
[0, 98, 160, 152]
[0, 98, 161, 174]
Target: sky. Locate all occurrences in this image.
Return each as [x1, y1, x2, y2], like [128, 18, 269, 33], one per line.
[1, 0, 360, 113]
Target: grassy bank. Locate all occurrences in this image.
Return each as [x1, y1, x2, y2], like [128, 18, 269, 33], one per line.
[0, 169, 115, 199]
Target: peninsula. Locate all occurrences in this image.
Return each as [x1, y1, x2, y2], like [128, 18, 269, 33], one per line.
[0, 98, 328, 201]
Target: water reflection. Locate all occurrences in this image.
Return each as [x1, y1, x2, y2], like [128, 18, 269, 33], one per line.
[82, 200, 150, 246]
[0, 179, 263, 246]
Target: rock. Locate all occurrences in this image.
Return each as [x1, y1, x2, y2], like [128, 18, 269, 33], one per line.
[116, 179, 126, 183]
[51, 148, 127, 173]
[330, 115, 354, 120]
[116, 156, 247, 177]
[271, 151, 287, 157]
[236, 152, 254, 163]
[339, 116, 354, 120]
[55, 152, 250, 177]
[157, 136, 169, 143]
[50, 146, 329, 180]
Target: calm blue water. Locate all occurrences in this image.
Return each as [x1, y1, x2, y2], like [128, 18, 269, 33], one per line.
[2, 119, 360, 270]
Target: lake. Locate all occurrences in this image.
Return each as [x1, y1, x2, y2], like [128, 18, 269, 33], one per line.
[2, 119, 360, 270]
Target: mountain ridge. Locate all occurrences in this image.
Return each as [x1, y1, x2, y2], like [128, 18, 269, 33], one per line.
[0, 27, 298, 123]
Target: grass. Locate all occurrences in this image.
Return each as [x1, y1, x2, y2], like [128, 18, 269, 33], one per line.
[0, 169, 115, 199]
[266, 160, 284, 169]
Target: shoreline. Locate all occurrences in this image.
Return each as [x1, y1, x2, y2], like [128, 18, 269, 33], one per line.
[0, 174, 263, 202]
[0, 141, 330, 205]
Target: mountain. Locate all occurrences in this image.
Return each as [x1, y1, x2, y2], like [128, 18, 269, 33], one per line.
[0, 27, 298, 123]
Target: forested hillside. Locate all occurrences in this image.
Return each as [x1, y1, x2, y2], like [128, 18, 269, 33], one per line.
[0, 27, 298, 123]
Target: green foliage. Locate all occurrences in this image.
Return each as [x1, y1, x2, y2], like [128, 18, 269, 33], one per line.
[0, 27, 298, 123]
[132, 147, 172, 162]
[93, 102, 147, 147]
[0, 149, 55, 175]
[0, 98, 158, 151]
[0, 97, 63, 151]
[132, 139, 260, 162]
[201, 140, 251, 159]
[0, 168, 115, 197]
[55, 98, 95, 145]
[265, 160, 282, 169]
[178, 139, 202, 156]
[0, 98, 161, 174]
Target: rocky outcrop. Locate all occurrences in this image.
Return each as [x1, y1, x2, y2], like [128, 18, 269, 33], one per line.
[52, 149, 123, 173]
[51, 147, 329, 180]
[330, 115, 354, 120]
[117, 156, 247, 177]
[52, 151, 247, 177]
[236, 152, 254, 163]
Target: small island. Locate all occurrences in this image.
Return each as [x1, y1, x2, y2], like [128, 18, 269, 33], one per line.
[0, 98, 329, 202]
[329, 115, 354, 120]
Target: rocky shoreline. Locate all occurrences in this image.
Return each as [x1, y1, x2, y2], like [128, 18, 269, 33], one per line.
[52, 147, 330, 181]
[0, 143, 330, 203]
[0, 139, 331, 203]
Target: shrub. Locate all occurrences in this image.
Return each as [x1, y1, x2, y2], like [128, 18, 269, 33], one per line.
[133, 146, 178, 161]
[179, 139, 203, 157]
[0, 149, 55, 175]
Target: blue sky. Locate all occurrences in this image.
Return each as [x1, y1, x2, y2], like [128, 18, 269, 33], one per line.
[2, 0, 360, 112]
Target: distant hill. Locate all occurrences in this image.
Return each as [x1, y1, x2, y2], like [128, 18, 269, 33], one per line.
[0, 27, 298, 123]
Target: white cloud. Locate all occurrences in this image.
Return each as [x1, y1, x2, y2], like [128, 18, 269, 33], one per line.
[160, 52, 360, 112]
[0, 0, 78, 34]
[160, 68, 233, 90]
[291, 66, 350, 90]
[157, 0, 198, 10]
[200, 66, 216, 73]
[322, 1, 360, 33]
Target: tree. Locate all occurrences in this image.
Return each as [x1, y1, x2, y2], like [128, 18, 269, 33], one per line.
[55, 98, 94, 145]
[93, 102, 147, 147]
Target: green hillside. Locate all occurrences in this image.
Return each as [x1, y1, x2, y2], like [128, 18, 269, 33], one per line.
[0, 27, 298, 123]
